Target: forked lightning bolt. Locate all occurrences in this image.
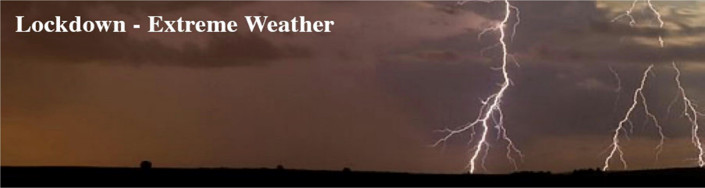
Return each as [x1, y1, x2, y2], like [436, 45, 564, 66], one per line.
[610, 0, 638, 27]
[434, 0, 522, 174]
[604, 65, 660, 171]
[606, 0, 704, 169]
[672, 62, 705, 167]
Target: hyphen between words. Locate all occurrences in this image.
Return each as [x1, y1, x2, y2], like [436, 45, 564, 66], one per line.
[16, 16, 334, 33]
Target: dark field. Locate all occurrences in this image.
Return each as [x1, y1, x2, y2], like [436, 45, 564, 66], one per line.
[2, 166, 704, 186]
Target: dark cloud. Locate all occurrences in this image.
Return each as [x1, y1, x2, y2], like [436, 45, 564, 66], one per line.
[423, 1, 705, 66]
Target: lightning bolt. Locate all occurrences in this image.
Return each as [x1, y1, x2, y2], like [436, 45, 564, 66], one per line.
[610, 0, 639, 27]
[434, 0, 522, 174]
[605, 67, 665, 158]
[605, 1, 705, 169]
[645, 0, 665, 47]
[672, 62, 705, 167]
[604, 64, 659, 171]
[611, 0, 665, 47]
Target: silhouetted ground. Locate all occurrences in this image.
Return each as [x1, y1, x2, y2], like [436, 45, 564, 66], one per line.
[2, 166, 704, 186]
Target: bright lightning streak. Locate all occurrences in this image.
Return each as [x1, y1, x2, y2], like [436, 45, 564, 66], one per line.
[603, 0, 670, 171]
[611, 0, 665, 47]
[639, 79, 666, 160]
[604, 65, 656, 171]
[672, 62, 705, 167]
[610, 0, 638, 27]
[645, 0, 665, 47]
[433, 0, 522, 174]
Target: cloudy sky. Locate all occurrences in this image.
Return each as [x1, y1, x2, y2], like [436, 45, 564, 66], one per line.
[2, 1, 705, 174]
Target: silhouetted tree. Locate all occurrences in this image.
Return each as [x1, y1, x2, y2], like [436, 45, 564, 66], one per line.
[140, 161, 152, 170]
[276, 165, 284, 170]
[572, 167, 603, 175]
[342, 167, 351, 173]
